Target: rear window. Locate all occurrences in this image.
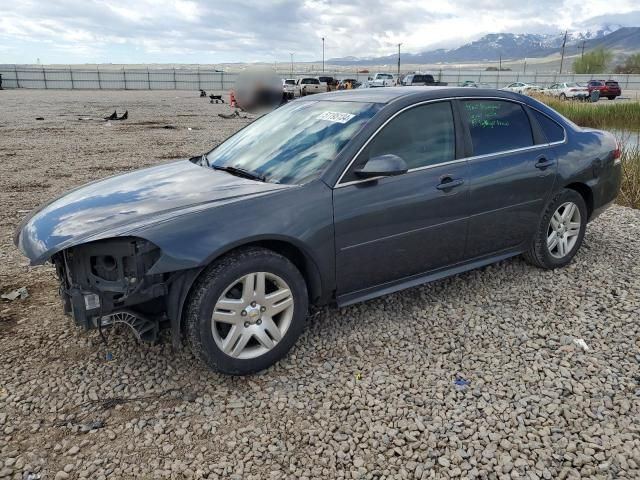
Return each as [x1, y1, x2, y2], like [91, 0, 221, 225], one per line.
[461, 100, 533, 156]
[411, 75, 435, 83]
[284, 79, 295, 85]
[302, 78, 319, 84]
[605, 81, 619, 86]
[531, 110, 565, 144]
[590, 81, 604, 86]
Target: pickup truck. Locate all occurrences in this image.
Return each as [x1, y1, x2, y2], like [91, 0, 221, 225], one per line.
[401, 74, 447, 86]
[295, 77, 324, 96]
[368, 73, 396, 87]
[282, 79, 296, 99]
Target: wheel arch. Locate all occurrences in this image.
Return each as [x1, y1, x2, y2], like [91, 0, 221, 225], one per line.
[564, 182, 594, 220]
[167, 238, 326, 348]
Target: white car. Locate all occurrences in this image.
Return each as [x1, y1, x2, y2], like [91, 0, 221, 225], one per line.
[368, 73, 396, 88]
[282, 79, 296, 99]
[295, 77, 323, 97]
[544, 82, 590, 100]
[502, 82, 542, 94]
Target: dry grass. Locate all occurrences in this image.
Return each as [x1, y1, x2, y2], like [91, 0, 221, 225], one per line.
[619, 146, 640, 210]
[529, 93, 640, 130]
[531, 93, 640, 209]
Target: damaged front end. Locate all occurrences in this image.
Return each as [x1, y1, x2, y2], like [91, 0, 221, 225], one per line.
[52, 237, 168, 343]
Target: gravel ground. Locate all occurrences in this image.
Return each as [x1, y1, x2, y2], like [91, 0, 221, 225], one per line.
[1, 90, 639, 480]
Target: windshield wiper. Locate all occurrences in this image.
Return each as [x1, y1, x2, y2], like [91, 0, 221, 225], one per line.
[211, 164, 266, 182]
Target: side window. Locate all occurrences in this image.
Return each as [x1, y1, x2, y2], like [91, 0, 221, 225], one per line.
[531, 110, 565, 143]
[343, 102, 456, 182]
[461, 100, 533, 156]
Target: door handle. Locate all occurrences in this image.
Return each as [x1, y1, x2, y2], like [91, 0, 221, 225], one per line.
[535, 158, 555, 169]
[436, 177, 464, 190]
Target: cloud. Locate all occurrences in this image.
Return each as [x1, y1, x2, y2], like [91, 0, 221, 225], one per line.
[0, 0, 638, 64]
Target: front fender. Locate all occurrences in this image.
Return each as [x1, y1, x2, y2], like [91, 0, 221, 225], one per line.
[133, 179, 336, 297]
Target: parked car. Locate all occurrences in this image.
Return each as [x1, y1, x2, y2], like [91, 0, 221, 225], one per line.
[586, 80, 621, 100]
[368, 73, 396, 87]
[337, 78, 361, 90]
[503, 82, 542, 94]
[15, 88, 621, 375]
[401, 73, 447, 86]
[318, 76, 336, 92]
[460, 80, 493, 88]
[282, 79, 296, 99]
[295, 77, 323, 96]
[544, 82, 590, 100]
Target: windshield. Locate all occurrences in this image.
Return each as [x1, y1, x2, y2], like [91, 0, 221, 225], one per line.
[377, 74, 393, 79]
[205, 100, 381, 184]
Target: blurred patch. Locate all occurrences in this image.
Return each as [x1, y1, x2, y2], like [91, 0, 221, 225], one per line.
[233, 72, 286, 113]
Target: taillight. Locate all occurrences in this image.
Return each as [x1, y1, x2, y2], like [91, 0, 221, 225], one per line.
[569, 89, 578, 92]
[613, 141, 621, 160]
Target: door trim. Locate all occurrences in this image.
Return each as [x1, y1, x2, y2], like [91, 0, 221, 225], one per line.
[337, 247, 522, 306]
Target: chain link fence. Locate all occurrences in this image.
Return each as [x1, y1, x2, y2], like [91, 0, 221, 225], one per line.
[1, 65, 639, 93]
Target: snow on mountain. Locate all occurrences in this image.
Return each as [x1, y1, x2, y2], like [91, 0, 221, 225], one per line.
[328, 25, 631, 65]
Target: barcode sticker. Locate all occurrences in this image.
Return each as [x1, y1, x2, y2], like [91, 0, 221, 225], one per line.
[317, 111, 355, 124]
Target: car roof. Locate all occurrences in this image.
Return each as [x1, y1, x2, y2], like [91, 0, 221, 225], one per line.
[307, 86, 526, 104]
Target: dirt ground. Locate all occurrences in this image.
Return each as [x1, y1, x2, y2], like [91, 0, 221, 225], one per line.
[0, 90, 639, 480]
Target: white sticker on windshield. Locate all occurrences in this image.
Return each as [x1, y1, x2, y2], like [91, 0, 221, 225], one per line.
[317, 111, 356, 124]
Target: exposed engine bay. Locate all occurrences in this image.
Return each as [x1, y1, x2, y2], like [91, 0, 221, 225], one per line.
[52, 237, 168, 343]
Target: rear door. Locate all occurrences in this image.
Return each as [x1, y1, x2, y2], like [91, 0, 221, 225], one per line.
[333, 101, 469, 296]
[460, 98, 557, 258]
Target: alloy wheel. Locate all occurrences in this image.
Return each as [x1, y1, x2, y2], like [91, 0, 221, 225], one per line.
[547, 202, 581, 259]
[211, 272, 294, 359]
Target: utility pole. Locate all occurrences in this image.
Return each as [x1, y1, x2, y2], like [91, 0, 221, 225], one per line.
[559, 30, 568, 74]
[397, 43, 402, 79]
[499, 54, 502, 71]
[523, 57, 527, 73]
[290, 53, 294, 77]
[580, 40, 586, 58]
[322, 37, 325, 72]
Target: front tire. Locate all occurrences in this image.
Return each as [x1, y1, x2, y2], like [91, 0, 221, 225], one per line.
[186, 247, 308, 375]
[524, 189, 588, 269]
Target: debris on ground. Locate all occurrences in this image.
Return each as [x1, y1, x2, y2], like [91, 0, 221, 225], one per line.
[573, 338, 590, 351]
[453, 377, 470, 391]
[104, 110, 128, 121]
[1, 287, 29, 301]
[80, 419, 105, 432]
[218, 110, 248, 119]
[35, 117, 44, 120]
[209, 94, 224, 104]
[199, 89, 207, 97]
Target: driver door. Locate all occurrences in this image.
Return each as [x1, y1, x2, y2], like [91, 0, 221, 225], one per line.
[333, 101, 470, 297]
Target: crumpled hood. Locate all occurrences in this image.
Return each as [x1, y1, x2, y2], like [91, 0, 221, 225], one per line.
[15, 159, 289, 264]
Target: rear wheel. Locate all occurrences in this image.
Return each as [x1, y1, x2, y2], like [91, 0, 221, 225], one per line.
[524, 189, 587, 269]
[186, 247, 308, 375]
[607, 96, 615, 100]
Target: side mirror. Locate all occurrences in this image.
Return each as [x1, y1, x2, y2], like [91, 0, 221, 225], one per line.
[354, 154, 408, 178]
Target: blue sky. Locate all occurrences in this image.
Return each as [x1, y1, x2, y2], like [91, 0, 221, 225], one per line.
[1, 1, 638, 65]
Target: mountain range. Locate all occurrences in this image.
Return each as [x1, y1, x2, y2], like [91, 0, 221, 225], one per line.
[328, 26, 640, 65]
